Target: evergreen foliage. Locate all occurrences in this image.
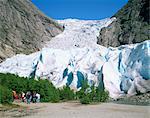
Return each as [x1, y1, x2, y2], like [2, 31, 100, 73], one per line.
[0, 85, 13, 104]
[77, 80, 109, 104]
[0, 73, 109, 104]
[59, 86, 75, 101]
[0, 73, 60, 103]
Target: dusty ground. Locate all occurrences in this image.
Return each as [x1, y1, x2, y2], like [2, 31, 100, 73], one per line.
[0, 102, 149, 118]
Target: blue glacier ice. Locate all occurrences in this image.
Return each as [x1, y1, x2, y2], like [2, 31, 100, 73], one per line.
[0, 40, 149, 98]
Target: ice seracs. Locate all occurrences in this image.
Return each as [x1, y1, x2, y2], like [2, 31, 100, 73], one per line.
[44, 18, 116, 49]
[0, 41, 149, 98]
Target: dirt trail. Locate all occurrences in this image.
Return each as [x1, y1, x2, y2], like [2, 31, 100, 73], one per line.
[0, 102, 149, 118]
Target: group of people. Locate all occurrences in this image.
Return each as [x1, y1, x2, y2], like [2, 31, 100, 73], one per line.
[21, 91, 40, 104]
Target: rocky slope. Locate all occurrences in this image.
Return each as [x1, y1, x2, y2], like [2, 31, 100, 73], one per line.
[114, 92, 150, 105]
[0, 0, 64, 62]
[97, 0, 150, 47]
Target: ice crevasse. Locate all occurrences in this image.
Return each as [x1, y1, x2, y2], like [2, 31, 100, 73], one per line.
[0, 40, 149, 99]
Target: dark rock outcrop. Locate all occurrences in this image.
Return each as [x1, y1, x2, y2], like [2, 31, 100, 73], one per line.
[97, 0, 150, 47]
[113, 92, 150, 106]
[0, 0, 64, 62]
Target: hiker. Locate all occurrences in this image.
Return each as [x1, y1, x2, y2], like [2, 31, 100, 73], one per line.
[12, 90, 19, 99]
[36, 93, 40, 103]
[32, 92, 37, 103]
[26, 91, 32, 104]
[21, 92, 26, 102]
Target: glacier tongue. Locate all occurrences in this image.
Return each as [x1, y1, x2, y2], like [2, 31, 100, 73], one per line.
[0, 41, 149, 98]
[0, 18, 150, 99]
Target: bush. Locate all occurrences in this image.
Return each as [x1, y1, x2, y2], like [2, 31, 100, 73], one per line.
[0, 85, 13, 104]
[59, 86, 75, 101]
[94, 88, 109, 102]
[0, 73, 28, 93]
[78, 87, 109, 104]
[80, 95, 91, 104]
[0, 73, 60, 103]
[76, 79, 89, 99]
[37, 80, 60, 102]
[77, 80, 109, 104]
[0, 73, 109, 104]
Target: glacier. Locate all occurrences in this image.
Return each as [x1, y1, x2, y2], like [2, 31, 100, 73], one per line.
[0, 18, 150, 99]
[44, 18, 115, 49]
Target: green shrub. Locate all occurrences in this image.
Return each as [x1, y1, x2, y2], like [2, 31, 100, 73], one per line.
[76, 79, 89, 99]
[77, 80, 109, 104]
[59, 86, 75, 101]
[0, 85, 13, 104]
[49, 89, 60, 103]
[78, 88, 109, 104]
[94, 88, 109, 102]
[0, 73, 60, 103]
[80, 95, 91, 104]
[28, 79, 60, 102]
[0, 73, 109, 104]
[0, 73, 28, 93]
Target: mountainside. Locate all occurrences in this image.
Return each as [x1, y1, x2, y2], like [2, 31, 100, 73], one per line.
[97, 0, 150, 47]
[0, 0, 64, 62]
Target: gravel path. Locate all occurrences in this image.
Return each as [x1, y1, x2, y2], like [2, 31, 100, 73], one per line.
[2, 102, 148, 118]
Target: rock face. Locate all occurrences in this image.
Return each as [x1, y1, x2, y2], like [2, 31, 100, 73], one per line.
[0, 0, 64, 62]
[97, 0, 150, 47]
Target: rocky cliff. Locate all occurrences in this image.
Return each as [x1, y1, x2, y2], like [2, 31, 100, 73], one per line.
[0, 0, 64, 62]
[97, 0, 150, 47]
